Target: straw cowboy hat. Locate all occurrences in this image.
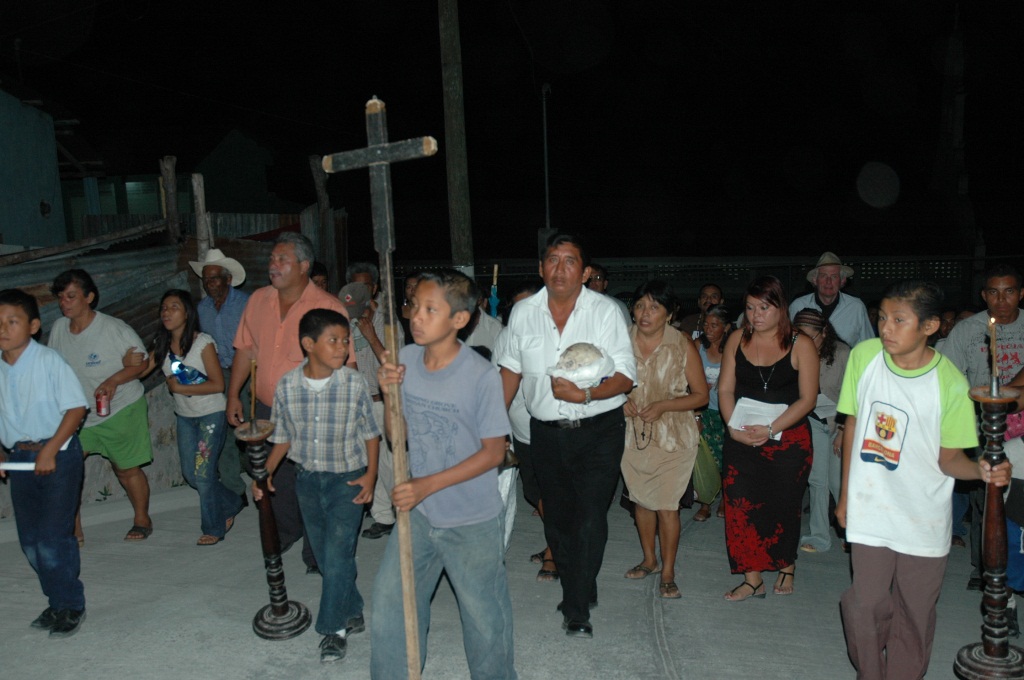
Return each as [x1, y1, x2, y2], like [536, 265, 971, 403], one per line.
[806, 252, 854, 284]
[189, 248, 247, 286]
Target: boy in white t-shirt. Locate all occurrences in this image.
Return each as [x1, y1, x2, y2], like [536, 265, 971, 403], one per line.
[836, 280, 1012, 679]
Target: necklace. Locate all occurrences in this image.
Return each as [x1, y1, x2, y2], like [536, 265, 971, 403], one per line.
[631, 418, 652, 450]
[755, 341, 776, 392]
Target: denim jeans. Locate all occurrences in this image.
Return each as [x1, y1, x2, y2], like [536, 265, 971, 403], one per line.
[9, 437, 86, 611]
[176, 412, 241, 537]
[370, 511, 517, 680]
[799, 418, 841, 551]
[295, 466, 366, 635]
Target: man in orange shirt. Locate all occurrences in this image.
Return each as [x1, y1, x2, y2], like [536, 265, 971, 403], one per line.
[228, 232, 351, 570]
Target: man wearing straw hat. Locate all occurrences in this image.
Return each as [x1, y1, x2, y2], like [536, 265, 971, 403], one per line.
[789, 252, 875, 348]
[189, 248, 251, 502]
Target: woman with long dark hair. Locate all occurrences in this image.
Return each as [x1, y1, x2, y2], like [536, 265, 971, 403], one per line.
[141, 290, 242, 545]
[718, 276, 818, 600]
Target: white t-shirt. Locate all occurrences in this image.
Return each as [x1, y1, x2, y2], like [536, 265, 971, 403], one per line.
[49, 311, 146, 428]
[838, 339, 978, 557]
[161, 333, 226, 418]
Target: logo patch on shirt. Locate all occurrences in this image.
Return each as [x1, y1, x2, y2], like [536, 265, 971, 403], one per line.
[85, 352, 101, 367]
[859, 401, 908, 470]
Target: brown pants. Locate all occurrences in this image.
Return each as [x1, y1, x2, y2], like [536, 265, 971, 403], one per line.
[840, 544, 948, 680]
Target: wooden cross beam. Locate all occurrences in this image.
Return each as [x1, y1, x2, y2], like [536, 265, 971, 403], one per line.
[321, 97, 437, 680]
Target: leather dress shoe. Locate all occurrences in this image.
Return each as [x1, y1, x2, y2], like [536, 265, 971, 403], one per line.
[967, 575, 984, 591]
[562, 617, 593, 639]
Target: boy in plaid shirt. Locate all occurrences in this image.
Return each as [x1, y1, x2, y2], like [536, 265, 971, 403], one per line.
[254, 308, 380, 663]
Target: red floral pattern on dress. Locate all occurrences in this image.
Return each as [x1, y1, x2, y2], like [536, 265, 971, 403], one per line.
[723, 424, 813, 573]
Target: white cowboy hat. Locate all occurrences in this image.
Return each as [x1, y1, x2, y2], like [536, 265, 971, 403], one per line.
[189, 248, 246, 286]
[806, 251, 854, 284]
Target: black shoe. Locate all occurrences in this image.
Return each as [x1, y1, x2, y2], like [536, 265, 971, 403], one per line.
[562, 617, 593, 639]
[967, 575, 984, 591]
[361, 522, 394, 539]
[346, 615, 366, 635]
[306, 564, 321, 576]
[30, 608, 58, 630]
[49, 609, 86, 638]
[319, 634, 347, 663]
[556, 599, 598, 612]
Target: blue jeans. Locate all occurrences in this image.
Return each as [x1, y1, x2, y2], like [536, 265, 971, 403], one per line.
[370, 511, 517, 680]
[9, 438, 86, 611]
[295, 466, 366, 635]
[176, 412, 241, 537]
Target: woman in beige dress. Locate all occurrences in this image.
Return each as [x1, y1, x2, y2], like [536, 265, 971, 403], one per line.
[622, 280, 709, 599]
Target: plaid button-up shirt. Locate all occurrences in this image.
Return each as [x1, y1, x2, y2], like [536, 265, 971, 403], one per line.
[269, 362, 380, 473]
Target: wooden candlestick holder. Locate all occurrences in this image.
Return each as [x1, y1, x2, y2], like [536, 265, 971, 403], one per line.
[236, 420, 311, 641]
[954, 387, 1024, 679]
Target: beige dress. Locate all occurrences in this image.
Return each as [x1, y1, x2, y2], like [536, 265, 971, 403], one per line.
[622, 325, 701, 510]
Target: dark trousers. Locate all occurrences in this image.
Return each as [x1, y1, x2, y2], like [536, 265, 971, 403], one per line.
[841, 544, 947, 680]
[530, 407, 625, 623]
[968, 480, 986, 577]
[9, 438, 86, 611]
[218, 366, 248, 496]
[253, 401, 315, 568]
[513, 437, 540, 508]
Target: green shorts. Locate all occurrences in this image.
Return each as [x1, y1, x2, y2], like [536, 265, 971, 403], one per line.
[79, 396, 154, 470]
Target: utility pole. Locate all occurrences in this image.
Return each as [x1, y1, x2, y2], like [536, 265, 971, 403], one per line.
[438, 0, 474, 274]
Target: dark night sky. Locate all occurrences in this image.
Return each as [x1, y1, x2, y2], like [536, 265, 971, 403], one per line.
[2, 1, 1021, 262]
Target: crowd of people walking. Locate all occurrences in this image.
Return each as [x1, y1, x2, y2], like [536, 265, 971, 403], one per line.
[1, 237, 1018, 679]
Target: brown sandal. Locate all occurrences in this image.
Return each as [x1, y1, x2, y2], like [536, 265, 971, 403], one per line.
[625, 563, 661, 579]
[659, 581, 681, 599]
[693, 504, 711, 522]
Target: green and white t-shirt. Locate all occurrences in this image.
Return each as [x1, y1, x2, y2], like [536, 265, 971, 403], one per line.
[838, 339, 978, 557]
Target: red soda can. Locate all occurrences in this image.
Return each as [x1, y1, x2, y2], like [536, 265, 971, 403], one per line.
[96, 393, 110, 417]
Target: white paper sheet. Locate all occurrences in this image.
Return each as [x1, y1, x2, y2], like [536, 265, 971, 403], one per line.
[727, 397, 787, 441]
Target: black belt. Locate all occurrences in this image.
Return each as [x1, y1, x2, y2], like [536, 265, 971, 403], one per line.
[534, 407, 621, 430]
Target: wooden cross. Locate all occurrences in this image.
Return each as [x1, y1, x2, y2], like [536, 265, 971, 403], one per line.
[322, 97, 437, 680]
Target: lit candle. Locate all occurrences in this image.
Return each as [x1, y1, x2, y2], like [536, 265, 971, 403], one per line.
[990, 317, 999, 396]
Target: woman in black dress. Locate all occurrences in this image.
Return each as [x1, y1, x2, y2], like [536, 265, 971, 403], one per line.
[718, 276, 818, 601]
